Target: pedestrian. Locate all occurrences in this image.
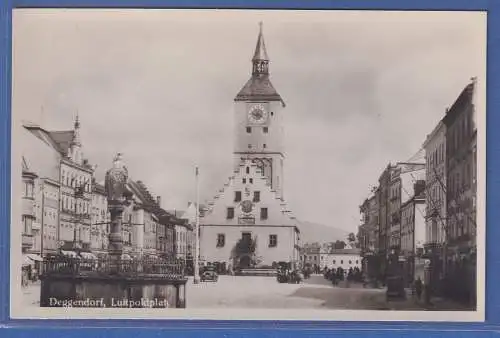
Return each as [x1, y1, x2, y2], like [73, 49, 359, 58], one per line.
[414, 277, 423, 302]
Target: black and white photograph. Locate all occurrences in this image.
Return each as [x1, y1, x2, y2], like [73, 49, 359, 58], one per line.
[11, 9, 486, 321]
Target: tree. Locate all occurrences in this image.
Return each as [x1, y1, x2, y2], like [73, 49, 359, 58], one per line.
[231, 236, 260, 268]
[333, 240, 346, 250]
[348, 232, 356, 245]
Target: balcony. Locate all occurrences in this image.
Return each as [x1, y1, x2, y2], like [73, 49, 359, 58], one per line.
[22, 233, 34, 249]
[22, 198, 35, 217]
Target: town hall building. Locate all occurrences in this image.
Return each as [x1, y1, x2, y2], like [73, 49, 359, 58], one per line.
[199, 24, 301, 270]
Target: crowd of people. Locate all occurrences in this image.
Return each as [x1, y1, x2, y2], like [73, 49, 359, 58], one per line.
[323, 266, 365, 286]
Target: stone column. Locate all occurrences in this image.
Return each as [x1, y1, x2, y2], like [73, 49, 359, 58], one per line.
[108, 202, 125, 270]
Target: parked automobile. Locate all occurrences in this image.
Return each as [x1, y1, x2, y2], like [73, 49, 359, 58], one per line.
[200, 266, 218, 282]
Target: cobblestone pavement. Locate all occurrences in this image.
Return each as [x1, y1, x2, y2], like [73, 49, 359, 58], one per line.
[188, 274, 472, 310]
[21, 275, 472, 311]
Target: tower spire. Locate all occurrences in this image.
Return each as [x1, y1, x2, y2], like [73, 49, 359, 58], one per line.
[252, 22, 269, 76]
[72, 110, 81, 146]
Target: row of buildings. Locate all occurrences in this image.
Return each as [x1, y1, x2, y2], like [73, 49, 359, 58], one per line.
[357, 78, 478, 306]
[20, 116, 197, 266]
[299, 242, 362, 272]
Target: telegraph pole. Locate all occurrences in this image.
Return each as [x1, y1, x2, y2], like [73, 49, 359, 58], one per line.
[193, 166, 200, 284]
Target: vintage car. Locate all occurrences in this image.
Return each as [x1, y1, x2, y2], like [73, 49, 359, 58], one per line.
[200, 266, 218, 282]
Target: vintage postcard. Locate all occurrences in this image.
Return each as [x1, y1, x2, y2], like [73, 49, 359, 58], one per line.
[10, 9, 486, 321]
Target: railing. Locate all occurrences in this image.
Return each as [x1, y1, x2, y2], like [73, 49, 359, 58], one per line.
[42, 257, 186, 280]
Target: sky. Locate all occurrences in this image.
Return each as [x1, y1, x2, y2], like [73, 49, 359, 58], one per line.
[12, 9, 486, 233]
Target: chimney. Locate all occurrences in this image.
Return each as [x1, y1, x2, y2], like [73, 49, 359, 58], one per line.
[156, 196, 161, 207]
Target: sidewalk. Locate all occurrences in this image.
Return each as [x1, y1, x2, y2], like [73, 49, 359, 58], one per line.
[22, 281, 41, 307]
[369, 289, 474, 311]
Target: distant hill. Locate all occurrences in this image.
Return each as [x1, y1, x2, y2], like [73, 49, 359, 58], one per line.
[297, 220, 350, 245]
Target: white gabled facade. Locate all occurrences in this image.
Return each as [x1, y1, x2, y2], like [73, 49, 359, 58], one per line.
[200, 159, 299, 266]
[200, 24, 300, 268]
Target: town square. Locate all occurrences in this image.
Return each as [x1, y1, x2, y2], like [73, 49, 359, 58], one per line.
[12, 9, 484, 316]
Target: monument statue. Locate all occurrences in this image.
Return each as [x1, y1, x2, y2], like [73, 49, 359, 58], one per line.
[104, 153, 133, 264]
[105, 152, 133, 204]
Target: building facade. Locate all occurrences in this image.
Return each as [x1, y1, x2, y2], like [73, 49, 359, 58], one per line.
[300, 243, 321, 269]
[21, 118, 179, 260]
[90, 181, 110, 257]
[400, 180, 426, 286]
[358, 192, 379, 279]
[319, 249, 362, 271]
[377, 165, 392, 271]
[442, 79, 477, 306]
[200, 24, 300, 269]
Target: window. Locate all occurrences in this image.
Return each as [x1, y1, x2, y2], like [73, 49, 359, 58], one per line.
[234, 191, 242, 202]
[270, 112, 274, 116]
[260, 207, 268, 220]
[263, 127, 268, 133]
[356, 260, 359, 264]
[253, 191, 261, 202]
[333, 260, 336, 264]
[23, 216, 32, 234]
[226, 207, 235, 219]
[349, 260, 352, 265]
[263, 144, 267, 148]
[243, 178, 246, 184]
[341, 260, 344, 264]
[246, 127, 251, 133]
[248, 144, 252, 149]
[216, 234, 225, 247]
[269, 234, 277, 247]
[249, 178, 253, 184]
[246, 167, 250, 174]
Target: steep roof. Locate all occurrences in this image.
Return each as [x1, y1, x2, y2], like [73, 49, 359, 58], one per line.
[234, 23, 285, 106]
[48, 130, 74, 156]
[252, 22, 269, 61]
[235, 76, 284, 103]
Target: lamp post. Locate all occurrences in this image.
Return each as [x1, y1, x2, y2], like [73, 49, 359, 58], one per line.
[193, 166, 200, 284]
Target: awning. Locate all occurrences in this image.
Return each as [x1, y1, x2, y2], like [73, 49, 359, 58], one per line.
[80, 252, 97, 260]
[26, 253, 43, 262]
[61, 250, 78, 258]
[22, 255, 35, 266]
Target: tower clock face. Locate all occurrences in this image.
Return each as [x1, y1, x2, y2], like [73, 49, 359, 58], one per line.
[248, 104, 268, 124]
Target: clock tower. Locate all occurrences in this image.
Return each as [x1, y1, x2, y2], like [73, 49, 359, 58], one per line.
[234, 22, 286, 200]
[199, 23, 300, 269]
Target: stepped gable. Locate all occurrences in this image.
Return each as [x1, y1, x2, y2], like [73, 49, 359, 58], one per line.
[201, 159, 298, 228]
